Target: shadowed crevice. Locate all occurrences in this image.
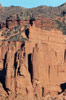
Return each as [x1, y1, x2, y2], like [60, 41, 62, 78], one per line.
[58, 82, 66, 94]
[25, 28, 29, 38]
[14, 52, 17, 77]
[28, 53, 33, 82]
[29, 17, 35, 26]
[0, 53, 9, 95]
[64, 50, 66, 63]
[21, 42, 25, 50]
[42, 87, 44, 97]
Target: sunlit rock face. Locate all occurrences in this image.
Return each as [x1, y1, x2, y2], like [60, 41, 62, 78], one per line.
[0, 23, 66, 100]
[0, 3, 66, 100]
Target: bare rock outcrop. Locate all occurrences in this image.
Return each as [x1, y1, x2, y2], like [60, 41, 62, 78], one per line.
[0, 23, 66, 99]
[0, 3, 66, 100]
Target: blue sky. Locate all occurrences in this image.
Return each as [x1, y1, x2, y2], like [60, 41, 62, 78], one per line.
[0, 0, 66, 8]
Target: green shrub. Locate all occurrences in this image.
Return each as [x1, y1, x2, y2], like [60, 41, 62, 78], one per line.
[14, 25, 21, 30]
[55, 20, 66, 35]
[7, 32, 11, 36]
[14, 31, 18, 33]
[55, 20, 63, 29]
[8, 34, 27, 41]
[1, 32, 6, 36]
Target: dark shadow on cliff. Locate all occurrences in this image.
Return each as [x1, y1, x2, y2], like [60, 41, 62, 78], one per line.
[14, 52, 17, 77]
[0, 53, 10, 95]
[25, 28, 29, 38]
[29, 17, 35, 26]
[21, 42, 25, 51]
[6, 18, 8, 28]
[58, 82, 66, 94]
[28, 53, 33, 82]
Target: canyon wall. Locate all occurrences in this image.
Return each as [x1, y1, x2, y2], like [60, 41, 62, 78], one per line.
[0, 16, 56, 31]
[0, 23, 66, 100]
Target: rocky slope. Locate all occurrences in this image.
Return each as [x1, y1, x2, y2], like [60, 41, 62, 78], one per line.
[0, 3, 66, 35]
[0, 3, 66, 100]
[0, 3, 66, 21]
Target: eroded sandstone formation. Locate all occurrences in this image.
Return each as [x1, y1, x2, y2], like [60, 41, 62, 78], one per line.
[0, 22, 66, 100]
[0, 3, 66, 100]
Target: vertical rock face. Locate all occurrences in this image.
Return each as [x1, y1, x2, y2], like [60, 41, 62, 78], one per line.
[0, 41, 34, 100]
[5, 48, 15, 94]
[0, 24, 66, 100]
[32, 43, 50, 98]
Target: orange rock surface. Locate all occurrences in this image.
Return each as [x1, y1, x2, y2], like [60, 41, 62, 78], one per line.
[0, 21, 66, 100]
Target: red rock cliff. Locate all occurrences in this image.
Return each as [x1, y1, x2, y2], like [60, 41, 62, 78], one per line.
[0, 23, 66, 100]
